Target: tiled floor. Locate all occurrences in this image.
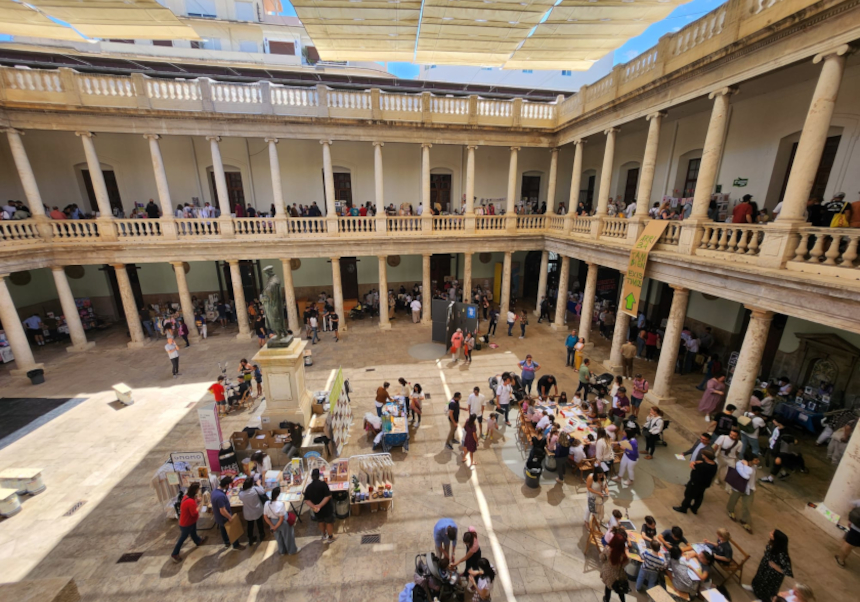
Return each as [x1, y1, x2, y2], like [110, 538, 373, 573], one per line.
[0, 312, 857, 601]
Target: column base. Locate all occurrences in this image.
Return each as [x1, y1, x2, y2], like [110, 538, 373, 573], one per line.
[644, 391, 676, 406]
[378, 322, 392, 331]
[551, 322, 565, 331]
[10, 363, 45, 377]
[66, 341, 96, 353]
[608, 362, 623, 374]
[127, 341, 147, 349]
[236, 331, 251, 341]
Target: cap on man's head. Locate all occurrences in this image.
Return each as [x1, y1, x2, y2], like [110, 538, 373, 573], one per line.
[835, 192, 846, 198]
[742, 194, 753, 202]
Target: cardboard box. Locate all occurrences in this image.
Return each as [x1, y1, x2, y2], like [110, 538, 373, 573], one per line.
[350, 503, 361, 517]
[312, 402, 325, 415]
[250, 432, 272, 450]
[231, 431, 250, 451]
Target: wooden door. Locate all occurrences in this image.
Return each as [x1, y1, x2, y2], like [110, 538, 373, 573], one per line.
[430, 174, 451, 213]
[521, 175, 541, 204]
[430, 254, 451, 293]
[623, 168, 639, 205]
[339, 257, 359, 300]
[210, 171, 245, 212]
[585, 174, 596, 210]
[82, 169, 123, 215]
[683, 158, 701, 197]
[778, 135, 841, 203]
[334, 173, 352, 204]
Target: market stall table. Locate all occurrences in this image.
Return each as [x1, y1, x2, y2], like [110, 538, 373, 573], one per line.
[381, 398, 409, 452]
[775, 402, 823, 434]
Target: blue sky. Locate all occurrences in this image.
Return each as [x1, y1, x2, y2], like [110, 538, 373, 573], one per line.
[277, 0, 726, 75]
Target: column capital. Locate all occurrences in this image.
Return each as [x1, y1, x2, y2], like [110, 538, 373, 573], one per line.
[549, 147, 559, 154]
[111, 263, 126, 270]
[421, 143, 432, 149]
[510, 146, 521, 151]
[573, 138, 586, 147]
[708, 86, 738, 100]
[423, 253, 431, 259]
[143, 133, 160, 141]
[744, 306, 775, 320]
[378, 255, 388, 262]
[0, 273, 9, 281]
[320, 139, 333, 146]
[226, 259, 239, 266]
[170, 261, 185, 268]
[2, 127, 22, 136]
[265, 137, 279, 144]
[467, 145, 479, 150]
[75, 131, 94, 138]
[330, 256, 341, 262]
[50, 266, 65, 273]
[372, 141, 385, 148]
[669, 284, 690, 294]
[646, 111, 667, 121]
[814, 44, 851, 64]
[604, 127, 620, 136]
[205, 135, 221, 143]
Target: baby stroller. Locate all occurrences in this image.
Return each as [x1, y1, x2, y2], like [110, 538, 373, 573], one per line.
[413, 552, 465, 602]
[591, 372, 615, 398]
[487, 373, 525, 404]
[349, 304, 366, 320]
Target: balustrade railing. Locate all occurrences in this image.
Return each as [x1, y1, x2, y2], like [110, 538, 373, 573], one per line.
[600, 217, 628, 240]
[0, 220, 41, 243]
[476, 216, 505, 231]
[433, 216, 464, 232]
[516, 215, 546, 230]
[50, 219, 100, 240]
[3, 68, 63, 93]
[379, 93, 421, 113]
[271, 85, 318, 108]
[570, 216, 593, 235]
[176, 218, 220, 237]
[234, 218, 275, 236]
[286, 217, 326, 236]
[147, 79, 200, 101]
[790, 228, 860, 271]
[698, 224, 764, 255]
[657, 222, 682, 246]
[387, 216, 423, 233]
[329, 90, 372, 110]
[338, 217, 376, 235]
[211, 82, 261, 104]
[79, 74, 135, 98]
[116, 219, 163, 238]
[547, 216, 566, 232]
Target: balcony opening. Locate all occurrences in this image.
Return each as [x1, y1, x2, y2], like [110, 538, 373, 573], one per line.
[622, 166, 639, 206]
[769, 131, 842, 211]
[339, 257, 360, 302]
[430, 172, 452, 214]
[208, 167, 245, 214]
[521, 173, 541, 212]
[77, 164, 123, 216]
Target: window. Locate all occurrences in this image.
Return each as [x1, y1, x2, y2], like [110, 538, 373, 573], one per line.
[239, 40, 258, 53]
[561, 70, 572, 76]
[153, 40, 173, 47]
[268, 41, 295, 55]
[684, 158, 701, 197]
[109, 39, 134, 44]
[187, 0, 217, 18]
[235, 1, 255, 22]
[190, 40, 202, 49]
[202, 38, 221, 50]
[522, 69, 533, 74]
[305, 46, 320, 63]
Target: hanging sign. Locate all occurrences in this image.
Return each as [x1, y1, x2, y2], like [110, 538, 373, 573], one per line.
[619, 220, 670, 318]
[733, 178, 748, 187]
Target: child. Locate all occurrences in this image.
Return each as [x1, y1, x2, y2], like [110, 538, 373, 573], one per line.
[485, 412, 499, 442]
[641, 516, 657, 544]
[636, 539, 666, 592]
[557, 392, 569, 405]
[608, 508, 623, 530]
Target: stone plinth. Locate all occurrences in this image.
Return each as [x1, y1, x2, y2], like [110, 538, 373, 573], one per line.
[253, 338, 313, 429]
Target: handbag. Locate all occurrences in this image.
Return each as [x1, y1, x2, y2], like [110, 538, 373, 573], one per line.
[831, 203, 850, 228]
[286, 511, 297, 527]
[612, 578, 631, 596]
[725, 466, 749, 492]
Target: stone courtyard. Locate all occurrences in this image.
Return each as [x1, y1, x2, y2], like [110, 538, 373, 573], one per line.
[0, 311, 857, 602]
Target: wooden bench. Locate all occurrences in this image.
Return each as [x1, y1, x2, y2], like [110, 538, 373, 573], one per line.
[664, 575, 691, 601]
[584, 514, 605, 556]
[712, 539, 751, 586]
[572, 457, 595, 482]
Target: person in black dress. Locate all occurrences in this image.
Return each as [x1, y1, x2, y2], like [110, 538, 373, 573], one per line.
[746, 529, 792, 601]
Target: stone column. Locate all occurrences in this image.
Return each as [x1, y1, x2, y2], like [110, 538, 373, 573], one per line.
[465, 145, 477, 213]
[690, 88, 736, 219]
[228, 260, 251, 338]
[725, 308, 774, 412]
[320, 140, 336, 216]
[265, 138, 287, 220]
[331, 257, 346, 331]
[171, 261, 199, 342]
[373, 142, 386, 231]
[378, 256, 391, 330]
[533, 251, 549, 317]
[609, 300, 632, 374]
[144, 134, 177, 239]
[595, 128, 619, 216]
[546, 148, 559, 214]
[506, 147, 519, 215]
[648, 286, 690, 403]
[823, 424, 860, 526]
[463, 253, 472, 302]
[422, 254, 432, 325]
[0, 274, 43, 375]
[5, 129, 46, 217]
[207, 136, 235, 237]
[51, 267, 95, 352]
[552, 255, 570, 330]
[280, 259, 300, 334]
[777, 46, 849, 223]
[565, 139, 584, 231]
[421, 143, 432, 230]
[578, 262, 598, 344]
[635, 112, 666, 219]
[499, 251, 513, 318]
[113, 264, 146, 349]
[76, 132, 114, 217]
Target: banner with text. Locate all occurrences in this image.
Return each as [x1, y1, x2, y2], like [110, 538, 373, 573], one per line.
[619, 220, 670, 318]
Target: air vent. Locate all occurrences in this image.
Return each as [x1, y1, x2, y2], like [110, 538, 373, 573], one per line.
[442, 484, 453, 497]
[63, 500, 86, 517]
[117, 553, 144, 563]
[361, 534, 381, 544]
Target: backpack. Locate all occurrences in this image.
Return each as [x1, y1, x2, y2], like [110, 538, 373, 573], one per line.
[737, 415, 756, 434]
[558, 431, 571, 447]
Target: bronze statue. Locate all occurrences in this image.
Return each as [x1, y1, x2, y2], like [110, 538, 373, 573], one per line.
[260, 265, 293, 347]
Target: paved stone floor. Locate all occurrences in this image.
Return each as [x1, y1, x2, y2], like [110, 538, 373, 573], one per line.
[0, 310, 858, 601]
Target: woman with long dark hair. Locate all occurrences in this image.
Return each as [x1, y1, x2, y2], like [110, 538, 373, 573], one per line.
[467, 557, 495, 601]
[171, 482, 207, 563]
[599, 530, 629, 601]
[746, 530, 793, 601]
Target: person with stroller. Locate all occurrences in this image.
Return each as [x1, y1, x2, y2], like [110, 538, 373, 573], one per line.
[451, 527, 481, 576]
[433, 518, 458, 561]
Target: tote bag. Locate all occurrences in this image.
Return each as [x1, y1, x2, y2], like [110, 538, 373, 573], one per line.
[725, 466, 749, 493]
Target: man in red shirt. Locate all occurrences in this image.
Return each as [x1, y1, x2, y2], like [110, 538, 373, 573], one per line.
[731, 194, 754, 224]
[209, 376, 227, 416]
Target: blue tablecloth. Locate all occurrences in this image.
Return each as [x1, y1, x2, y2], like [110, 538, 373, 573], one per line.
[775, 403, 823, 434]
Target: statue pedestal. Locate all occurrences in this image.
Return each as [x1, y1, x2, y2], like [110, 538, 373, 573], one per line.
[253, 338, 313, 429]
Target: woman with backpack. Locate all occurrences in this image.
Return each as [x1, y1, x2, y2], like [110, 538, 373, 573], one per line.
[264, 486, 298, 555]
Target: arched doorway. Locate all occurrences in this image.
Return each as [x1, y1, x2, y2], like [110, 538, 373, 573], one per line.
[430, 168, 452, 213]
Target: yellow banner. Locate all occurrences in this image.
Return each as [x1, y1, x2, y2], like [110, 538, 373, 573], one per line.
[619, 220, 670, 318]
[329, 367, 344, 414]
